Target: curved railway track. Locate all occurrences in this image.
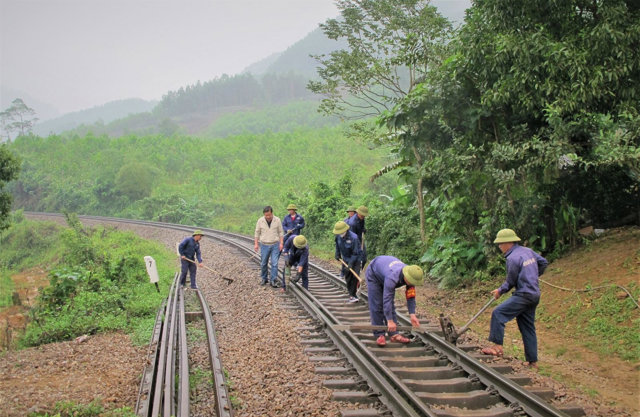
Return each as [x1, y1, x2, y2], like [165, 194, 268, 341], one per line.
[27, 213, 586, 417]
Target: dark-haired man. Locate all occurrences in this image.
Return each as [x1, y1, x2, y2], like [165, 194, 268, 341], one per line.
[254, 206, 284, 287]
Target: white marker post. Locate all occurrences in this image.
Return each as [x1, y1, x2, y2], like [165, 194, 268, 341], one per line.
[144, 256, 160, 293]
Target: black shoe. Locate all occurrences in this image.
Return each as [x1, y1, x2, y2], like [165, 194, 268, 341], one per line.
[270, 281, 280, 288]
[260, 280, 268, 286]
[190, 286, 198, 289]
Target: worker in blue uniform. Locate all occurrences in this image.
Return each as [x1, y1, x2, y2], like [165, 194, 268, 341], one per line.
[282, 203, 305, 241]
[346, 205, 368, 265]
[365, 255, 423, 346]
[281, 234, 310, 291]
[344, 206, 357, 221]
[333, 221, 362, 303]
[482, 229, 548, 368]
[178, 230, 204, 289]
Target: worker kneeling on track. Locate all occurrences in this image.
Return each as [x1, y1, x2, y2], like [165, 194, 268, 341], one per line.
[281, 234, 310, 291]
[366, 256, 423, 347]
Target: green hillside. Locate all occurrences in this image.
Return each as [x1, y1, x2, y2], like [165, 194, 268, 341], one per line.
[201, 100, 340, 138]
[7, 126, 386, 233]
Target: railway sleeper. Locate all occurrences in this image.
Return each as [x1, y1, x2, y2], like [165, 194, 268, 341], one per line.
[390, 365, 467, 379]
[402, 376, 484, 393]
[432, 404, 518, 417]
[416, 389, 503, 408]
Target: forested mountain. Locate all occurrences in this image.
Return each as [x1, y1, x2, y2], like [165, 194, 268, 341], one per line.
[244, 27, 348, 77]
[33, 98, 157, 136]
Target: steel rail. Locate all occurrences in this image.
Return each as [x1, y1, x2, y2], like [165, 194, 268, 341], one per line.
[163, 272, 179, 417]
[196, 289, 234, 417]
[135, 298, 166, 417]
[177, 289, 190, 416]
[150, 276, 177, 417]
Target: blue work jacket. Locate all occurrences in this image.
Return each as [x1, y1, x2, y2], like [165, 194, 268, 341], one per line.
[498, 244, 547, 298]
[283, 234, 309, 267]
[367, 255, 417, 319]
[283, 213, 305, 237]
[178, 236, 202, 263]
[334, 231, 361, 266]
[345, 214, 365, 242]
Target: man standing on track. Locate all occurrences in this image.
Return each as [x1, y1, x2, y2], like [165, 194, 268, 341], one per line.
[282, 234, 310, 291]
[344, 206, 357, 221]
[366, 255, 423, 347]
[178, 230, 204, 289]
[254, 206, 284, 287]
[346, 205, 368, 265]
[482, 228, 548, 368]
[333, 221, 362, 303]
[282, 203, 305, 241]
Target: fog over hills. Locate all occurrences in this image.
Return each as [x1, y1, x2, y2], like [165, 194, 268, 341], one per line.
[20, 0, 470, 137]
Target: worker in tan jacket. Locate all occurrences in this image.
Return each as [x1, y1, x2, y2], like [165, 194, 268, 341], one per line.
[254, 205, 284, 287]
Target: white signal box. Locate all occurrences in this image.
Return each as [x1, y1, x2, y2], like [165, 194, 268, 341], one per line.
[144, 256, 160, 284]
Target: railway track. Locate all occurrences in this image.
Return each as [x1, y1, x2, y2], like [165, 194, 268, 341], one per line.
[135, 272, 233, 417]
[26, 213, 586, 417]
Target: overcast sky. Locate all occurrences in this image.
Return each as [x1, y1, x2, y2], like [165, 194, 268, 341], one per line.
[0, 0, 340, 117]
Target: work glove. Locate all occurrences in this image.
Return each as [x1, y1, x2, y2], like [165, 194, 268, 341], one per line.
[335, 255, 341, 261]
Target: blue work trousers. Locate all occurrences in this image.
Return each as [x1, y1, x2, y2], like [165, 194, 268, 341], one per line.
[179, 259, 197, 288]
[489, 294, 539, 363]
[366, 277, 398, 338]
[260, 243, 280, 284]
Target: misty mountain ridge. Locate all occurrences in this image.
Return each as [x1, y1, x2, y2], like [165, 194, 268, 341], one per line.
[32, 98, 157, 137]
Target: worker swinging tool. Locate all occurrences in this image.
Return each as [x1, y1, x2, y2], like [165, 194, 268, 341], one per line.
[439, 297, 494, 344]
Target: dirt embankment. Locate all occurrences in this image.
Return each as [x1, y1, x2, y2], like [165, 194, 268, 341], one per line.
[417, 227, 640, 417]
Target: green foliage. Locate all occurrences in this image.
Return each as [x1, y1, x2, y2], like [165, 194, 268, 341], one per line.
[7, 128, 384, 234]
[310, 0, 453, 119]
[0, 270, 14, 308]
[364, 199, 424, 264]
[0, 144, 21, 231]
[17, 218, 175, 347]
[377, 0, 640, 284]
[202, 100, 339, 138]
[115, 162, 156, 201]
[28, 399, 136, 417]
[288, 173, 354, 249]
[0, 218, 62, 272]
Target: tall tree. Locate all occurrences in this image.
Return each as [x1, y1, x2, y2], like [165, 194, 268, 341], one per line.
[309, 0, 453, 241]
[0, 144, 21, 231]
[0, 98, 39, 140]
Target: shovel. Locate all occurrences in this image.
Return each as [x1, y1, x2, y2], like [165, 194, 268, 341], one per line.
[339, 258, 365, 296]
[439, 297, 494, 344]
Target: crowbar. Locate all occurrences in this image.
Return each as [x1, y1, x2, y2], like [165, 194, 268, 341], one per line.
[339, 259, 363, 284]
[181, 257, 234, 283]
[439, 297, 494, 344]
[331, 324, 423, 332]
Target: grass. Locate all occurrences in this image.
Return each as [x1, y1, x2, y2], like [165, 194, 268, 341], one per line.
[28, 399, 136, 417]
[189, 367, 211, 397]
[0, 270, 14, 308]
[187, 325, 207, 343]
